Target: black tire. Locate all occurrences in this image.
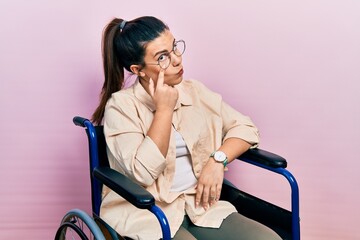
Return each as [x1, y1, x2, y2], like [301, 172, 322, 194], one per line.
[55, 220, 89, 240]
[55, 209, 105, 240]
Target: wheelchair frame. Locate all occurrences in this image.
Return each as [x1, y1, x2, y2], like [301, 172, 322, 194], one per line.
[55, 116, 300, 240]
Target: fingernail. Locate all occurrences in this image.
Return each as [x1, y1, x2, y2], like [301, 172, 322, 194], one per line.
[195, 202, 199, 208]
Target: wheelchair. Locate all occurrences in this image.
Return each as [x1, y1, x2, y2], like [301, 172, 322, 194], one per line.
[55, 116, 300, 240]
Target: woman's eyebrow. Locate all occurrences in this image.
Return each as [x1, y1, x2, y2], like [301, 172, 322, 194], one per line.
[153, 49, 168, 58]
[153, 39, 176, 57]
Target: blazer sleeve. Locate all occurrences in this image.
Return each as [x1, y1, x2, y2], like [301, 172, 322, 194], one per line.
[103, 93, 166, 187]
[192, 79, 260, 147]
[220, 101, 260, 147]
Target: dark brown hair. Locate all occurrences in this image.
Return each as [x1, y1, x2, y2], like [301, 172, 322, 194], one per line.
[92, 16, 169, 125]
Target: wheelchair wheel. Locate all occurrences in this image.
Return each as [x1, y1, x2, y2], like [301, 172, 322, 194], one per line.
[55, 220, 89, 240]
[55, 209, 106, 240]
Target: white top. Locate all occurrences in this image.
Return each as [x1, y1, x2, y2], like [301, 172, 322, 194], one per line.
[170, 128, 198, 192]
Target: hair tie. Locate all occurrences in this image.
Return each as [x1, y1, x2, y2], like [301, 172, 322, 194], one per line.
[119, 20, 127, 32]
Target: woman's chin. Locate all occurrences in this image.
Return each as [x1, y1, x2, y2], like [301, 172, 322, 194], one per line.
[172, 77, 183, 86]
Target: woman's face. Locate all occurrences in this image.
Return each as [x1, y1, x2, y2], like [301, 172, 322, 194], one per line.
[138, 30, 184, 87]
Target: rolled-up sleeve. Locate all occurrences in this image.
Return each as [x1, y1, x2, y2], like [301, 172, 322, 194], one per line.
[104, 93, 166, 187]
[221, 101, 260, 148]
[192, 79, 260, 148]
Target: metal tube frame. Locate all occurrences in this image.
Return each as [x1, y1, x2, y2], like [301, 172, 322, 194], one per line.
[150, 205, 171, 240]
[82, 119, 172, 239]
[240, 158, 300, 240]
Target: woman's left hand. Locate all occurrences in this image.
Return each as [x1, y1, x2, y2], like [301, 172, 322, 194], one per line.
[195, 158, 225, 210]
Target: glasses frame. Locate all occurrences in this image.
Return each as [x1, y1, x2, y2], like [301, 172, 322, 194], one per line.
[145, 40, 186, 70]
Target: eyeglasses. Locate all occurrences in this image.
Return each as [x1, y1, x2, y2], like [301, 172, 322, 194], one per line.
[146, 40, 186, 69]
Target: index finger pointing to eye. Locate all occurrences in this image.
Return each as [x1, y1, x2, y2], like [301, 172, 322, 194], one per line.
[156, 69, 165, 88]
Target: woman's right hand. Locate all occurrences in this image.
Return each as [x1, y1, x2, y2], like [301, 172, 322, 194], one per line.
[149, 69, 178, 112]
[145, 69, 178, 157]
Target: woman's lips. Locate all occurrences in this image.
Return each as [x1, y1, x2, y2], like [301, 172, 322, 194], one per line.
[177, 68, 184, 75]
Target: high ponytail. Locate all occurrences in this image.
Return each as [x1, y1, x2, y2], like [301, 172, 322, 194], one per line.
[92, 18, 124, 125]
[91, 16, 169, 125]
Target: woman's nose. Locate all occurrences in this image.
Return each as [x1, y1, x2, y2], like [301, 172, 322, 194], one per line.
[170, 52, 182, 66]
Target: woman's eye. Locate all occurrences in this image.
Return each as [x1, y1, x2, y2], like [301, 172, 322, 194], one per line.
[158, 54, 168, 62]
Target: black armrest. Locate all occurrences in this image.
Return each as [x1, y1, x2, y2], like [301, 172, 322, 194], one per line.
[93, 167, 155, 209]
[238, 148, 287, 168]
[73, 116, 89, 127]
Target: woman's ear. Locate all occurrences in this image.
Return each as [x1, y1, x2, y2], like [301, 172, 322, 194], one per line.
[130, 64, 145, 77]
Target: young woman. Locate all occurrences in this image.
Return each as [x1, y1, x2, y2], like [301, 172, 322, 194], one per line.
[92, 16, 281, 240]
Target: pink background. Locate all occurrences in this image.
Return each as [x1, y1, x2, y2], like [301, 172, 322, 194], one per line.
[1, 0, 359, 239]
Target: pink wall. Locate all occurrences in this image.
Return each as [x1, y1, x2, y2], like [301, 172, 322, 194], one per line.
[1, 0, 359, 239]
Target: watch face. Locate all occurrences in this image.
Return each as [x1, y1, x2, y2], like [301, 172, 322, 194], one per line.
[214, 151, 226, 162]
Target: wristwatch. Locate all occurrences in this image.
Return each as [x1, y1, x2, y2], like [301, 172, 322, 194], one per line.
[210, 151, 228, 167]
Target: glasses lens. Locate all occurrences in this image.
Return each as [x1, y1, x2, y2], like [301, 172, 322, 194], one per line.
[159, 55, 171, 69]
[173, 40, 185, 56]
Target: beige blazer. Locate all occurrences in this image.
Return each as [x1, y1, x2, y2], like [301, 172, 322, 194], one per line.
[101, 79, 260, 240]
